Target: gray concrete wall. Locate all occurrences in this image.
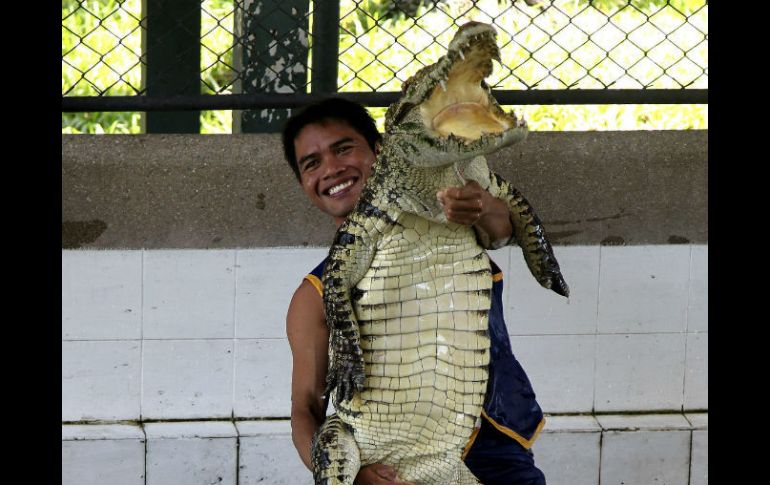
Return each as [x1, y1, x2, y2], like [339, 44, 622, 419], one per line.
[62, 131, 707, 249]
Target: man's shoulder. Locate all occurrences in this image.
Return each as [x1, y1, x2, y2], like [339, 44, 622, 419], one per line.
[302, 257, 328, 298]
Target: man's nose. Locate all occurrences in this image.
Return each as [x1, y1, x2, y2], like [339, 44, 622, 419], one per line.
[321, 154, 347, 178]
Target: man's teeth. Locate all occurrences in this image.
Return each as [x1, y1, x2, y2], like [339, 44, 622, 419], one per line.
[328, 179, 354, 196]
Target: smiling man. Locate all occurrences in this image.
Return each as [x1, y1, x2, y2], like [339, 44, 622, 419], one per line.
[282, 98, 546, 485]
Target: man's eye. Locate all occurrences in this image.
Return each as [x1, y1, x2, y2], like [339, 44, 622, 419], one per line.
[337, 145, 352, 154]
[301, 159, 318, 171]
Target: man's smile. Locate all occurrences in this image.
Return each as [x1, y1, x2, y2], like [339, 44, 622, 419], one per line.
[323, 177, 358, 198]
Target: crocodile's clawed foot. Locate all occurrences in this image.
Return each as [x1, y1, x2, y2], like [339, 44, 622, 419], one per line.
[326, 354, 366, 403]
[548, 272, 570, 298]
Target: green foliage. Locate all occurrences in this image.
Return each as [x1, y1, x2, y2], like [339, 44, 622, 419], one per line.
[62, 0, 143, 133]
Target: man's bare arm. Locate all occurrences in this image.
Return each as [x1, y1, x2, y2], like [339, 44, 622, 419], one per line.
[287, 279, 330, 470]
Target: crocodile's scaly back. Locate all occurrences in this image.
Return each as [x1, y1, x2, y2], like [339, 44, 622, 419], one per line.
[313, 21, 568, 485]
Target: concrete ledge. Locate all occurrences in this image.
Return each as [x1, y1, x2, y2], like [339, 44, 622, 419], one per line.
[62, 131, 707, 248]
[61, 414, 708, 485]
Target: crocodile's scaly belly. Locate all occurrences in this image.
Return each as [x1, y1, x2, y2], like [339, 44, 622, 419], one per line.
[335, 212, 492, 475]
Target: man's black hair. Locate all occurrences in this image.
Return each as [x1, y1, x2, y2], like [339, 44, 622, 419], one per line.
[282, 98, 382, 181]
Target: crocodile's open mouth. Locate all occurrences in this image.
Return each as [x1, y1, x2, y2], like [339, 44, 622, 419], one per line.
[419, 22, 517, 141]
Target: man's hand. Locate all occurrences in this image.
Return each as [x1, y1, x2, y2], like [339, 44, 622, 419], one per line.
[437, 180, 514, 246]
[354, 464, 415, 485]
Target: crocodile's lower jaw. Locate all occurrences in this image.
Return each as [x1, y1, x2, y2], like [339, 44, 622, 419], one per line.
[432, 101, 511, 139]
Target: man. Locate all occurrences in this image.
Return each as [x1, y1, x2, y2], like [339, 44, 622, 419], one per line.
[283, 98, 546, 485]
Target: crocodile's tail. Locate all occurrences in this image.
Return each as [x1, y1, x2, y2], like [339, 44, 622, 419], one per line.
[492, 172, 569, 298]
[311, 414, 361, 485]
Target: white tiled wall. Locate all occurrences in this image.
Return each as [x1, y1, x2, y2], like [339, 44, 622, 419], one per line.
[62, 425, 145, 485]
[62, 415, 707, 485]
[143, 250, 236, 339]
[687, 245, 708, 333]
[142, 339, 234, 419]
[144, 422, 238, 485]
[62, 250, 142, 340]
[597, 245, 691, 334]
[233, 338, 293, 417]
[62, 340, 142, 421]
[507, 246, 600, 335]
[235, 248, 328, 338]
[236, 421, 313, 484]
[532, 416, 601, 485]
[509, 335, 596, 413]
[594, 333, 686, 411]
[684, 331, 708, 410]
[62, 245, 708, 421]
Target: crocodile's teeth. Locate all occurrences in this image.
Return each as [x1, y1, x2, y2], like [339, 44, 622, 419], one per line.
[458, 49, 465, 60]
[440, 79, 447, 92]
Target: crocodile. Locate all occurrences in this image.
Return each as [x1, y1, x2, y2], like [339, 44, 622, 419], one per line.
[313, 22, 568, 485]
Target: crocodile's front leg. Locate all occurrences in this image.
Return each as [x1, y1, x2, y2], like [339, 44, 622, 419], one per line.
[322, 201, 390, 403]
[490, 171, 570, 297]
[311, 414, 361, 485]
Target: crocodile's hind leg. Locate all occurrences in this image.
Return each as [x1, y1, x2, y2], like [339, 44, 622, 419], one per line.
[311, 414, 361, 485]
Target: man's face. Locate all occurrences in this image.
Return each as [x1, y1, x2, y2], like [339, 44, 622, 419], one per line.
[294, 120, 377, 226]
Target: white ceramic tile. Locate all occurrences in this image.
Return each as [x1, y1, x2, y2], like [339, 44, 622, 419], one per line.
[685, 413, 708, 430]
[596, 413, 691, 431]
[144, 421, 237, 439]
[62, 424, 144, 441]
[235, 248, 328, 338]
[143, 250, 235, 339]
[600, 429, 690, 485]
[598, 245, 690, 333]
[684, 332, 708, 411]
[691, 429, 708, 485]
[238, 423, 312, 484]
[533, 428, 600, 485]
[595, 333, 686, 411]
[234, 339, 293, 417]
[507, 246, 599, 335]
[510, 335, 595, 413]
[62, 250, 142, 340]
[235, 420, 293, 436]
[541, 415, 601, 432]
[62, 437, 145, 485]
[142, 339, 234, 419]
[687, 245, 708, 333]
[62, 340, 141, 421]
[146, 434, 236, 485]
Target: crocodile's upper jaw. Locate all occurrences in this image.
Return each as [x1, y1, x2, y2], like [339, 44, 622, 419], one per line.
[421, 24, 514, 140]
[386, 21, 526, 155]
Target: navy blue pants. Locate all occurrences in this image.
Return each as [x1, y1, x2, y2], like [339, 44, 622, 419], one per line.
[464, 417, 546, 485]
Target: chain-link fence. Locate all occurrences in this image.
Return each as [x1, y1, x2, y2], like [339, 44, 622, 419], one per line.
[61, 0, 707, 132]
[62, 0, 707, 95]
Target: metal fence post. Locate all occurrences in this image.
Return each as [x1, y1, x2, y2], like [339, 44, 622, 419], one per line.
[235, 0, 311, 133]
[311, 3, 340, 95]
[142, 0, 201, 133]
